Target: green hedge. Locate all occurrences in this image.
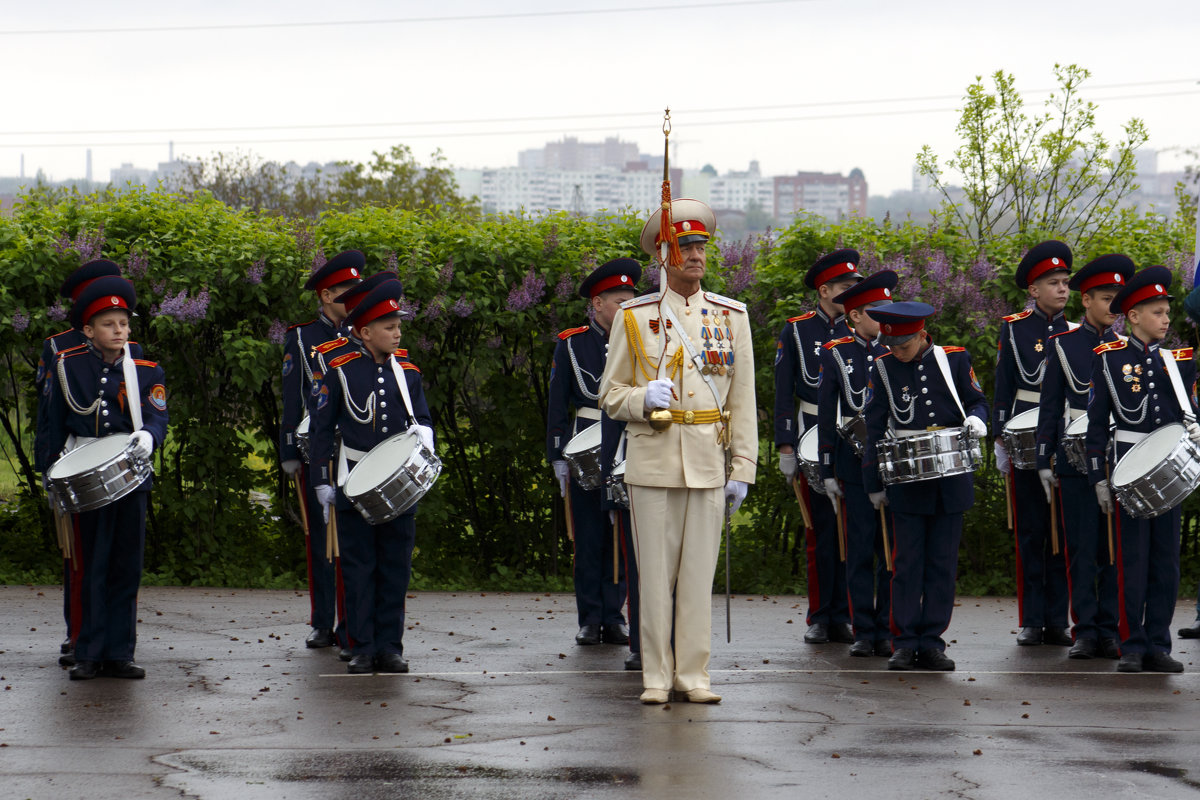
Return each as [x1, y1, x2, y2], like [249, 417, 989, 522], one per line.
[1, 187, 1197, 596]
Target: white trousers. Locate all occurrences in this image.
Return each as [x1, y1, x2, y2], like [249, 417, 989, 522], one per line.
[628, 484, 723, 691]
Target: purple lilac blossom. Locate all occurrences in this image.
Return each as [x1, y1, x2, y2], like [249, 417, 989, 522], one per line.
[126, 250, 150, 279]
[424, 295, 446, 321]
[13, 310, 29, 333]
[486, 334, 502, 350]
[506, 269, 546, 312]
[450, 297, 474, 318]
[554, 272, 575, 301]
[438, 259, 455, 285]
[47, 301, 67, 322]
[267, 319, 288, 345]
[245, 258, 266, 285]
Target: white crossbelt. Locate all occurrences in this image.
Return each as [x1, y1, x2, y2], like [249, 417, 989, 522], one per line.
[1067, 407, 1086, 421]
[1114, 430, 1148, 445]
[575, 407, 602, 421]
[1015, 389, 1040, 404]
[341, 445, 369, 462]
[121, 343, 144, 432]
[798, 400, 818, 416]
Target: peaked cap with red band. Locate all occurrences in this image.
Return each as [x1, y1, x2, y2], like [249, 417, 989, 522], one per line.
[1111, 265, 1173, 316]
[60, 259, 122, 301]
[865, 301, 935, 337]
[1016, 240, 1072, 289]
[578, 257, 641, 299]
[833, 269, 898, 313]
[638, 198, 715, 258]
[345, 278, 405, 332]
[1068, 254, 1134, 294]
[805, 248, 864, 290]
[335, 271, 398, 314]
[71, 275, 136, 329]
[303, 249, 365, 293]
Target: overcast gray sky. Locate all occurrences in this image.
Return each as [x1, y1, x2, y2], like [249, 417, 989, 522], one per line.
[3, 0, 1197, 195]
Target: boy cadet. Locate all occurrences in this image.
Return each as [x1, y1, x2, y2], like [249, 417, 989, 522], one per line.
[600, 410, 641, 671]
[547, 259, 640, 649]
[279, 250, 363, 650]
[38, 276, 169, 680]
[309, 278, 436, 675]
[36, 259, 142, 666]
[817, 270, 897, 658]
[1179, 271, 1200, 641]
[600, 199, 756, 704]
[775, 249, 862, 645]
[861, 302, 989, 671]
[994, 241, 1073, 647]
[1034, 255, 1134, 660]
[1086, 266, 1198, 673]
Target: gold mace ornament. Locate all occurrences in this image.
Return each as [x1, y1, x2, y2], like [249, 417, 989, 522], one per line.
[648, 408, 673, 431]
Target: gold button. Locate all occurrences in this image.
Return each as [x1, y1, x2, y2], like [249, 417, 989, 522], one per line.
[688, 391, 695, 397]
[685, 309, 691, 315]
[684, 410, 695, 423]
[688, 363, 694, 369]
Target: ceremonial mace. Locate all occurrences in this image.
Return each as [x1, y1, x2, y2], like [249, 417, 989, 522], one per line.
[648, 107, 682, 432]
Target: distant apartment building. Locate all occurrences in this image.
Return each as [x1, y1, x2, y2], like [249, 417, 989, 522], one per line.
[708, 161, 774, 215]
[519, 136, 642, 172]
[110, 162, 155, 186]
[774, 168, 868, 220]
[476, 166, 682, 215]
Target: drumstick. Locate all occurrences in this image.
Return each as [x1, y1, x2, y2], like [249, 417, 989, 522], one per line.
[790, 476, 813, 530]
[834, 496, 846, 562]
[1004, 471, 1014, 530]
[563, 485, 576, 543]
[292, 474, 319, 560]
[879, 506, 893, 572]
[326, 501, 340, 560]
[1049, 486, 1060, 555]
[613, 518, 619, 585]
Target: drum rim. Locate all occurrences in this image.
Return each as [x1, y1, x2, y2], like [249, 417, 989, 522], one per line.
[343, 431, 422, 497]
[1112, 423, 1189, 487]
[562, 423, 603, 454]
[47, 434, 133, 479]
[1004, 407, 1041, 431]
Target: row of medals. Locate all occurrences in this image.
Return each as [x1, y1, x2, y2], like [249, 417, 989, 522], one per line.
[699, 309, 735, 377]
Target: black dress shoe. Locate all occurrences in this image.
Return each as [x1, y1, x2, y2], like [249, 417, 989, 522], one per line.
[374, 653, 409, 673]
[338, 648, 353, 662]
[58, 650, 76, 667]
[888, 648, 916, 670]
[306, 627, 336, 648]
[624, 651, 642, 671]
[849, 639, 873, 657]
[1043, 627, 1073, 646]
[873, 640, 893, 657]
[828, 623, 855, 644]
[1100, 638, 1121, 660]
[916, 650, 955, 671]
[61, 637, 74, 655]
[803, 623, 830, 644]
[1177, 619, 1200, 639]
[347, 654, 375, 674]
[602, 623, 630, 645]
[1143, 652, 1184, 673]
[1016, 626, 1043, 646]
[68, 661, 100, 680]
[575, 624, 602, 645]
[103, 661, 146, 679]
[1117, 653, 1143, 673]
[1068, 638, 1099, 659]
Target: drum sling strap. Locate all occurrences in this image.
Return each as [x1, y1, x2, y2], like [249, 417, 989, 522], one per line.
[1159, 349, 1196, 425]
[121, 343, 144, 433]
[932, 345, 967, 423]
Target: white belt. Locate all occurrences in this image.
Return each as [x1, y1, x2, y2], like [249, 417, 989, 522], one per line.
[341, 444, 369, 463]
[575, 407, 602, 421]
[1114, 430, 1148, 445]
[838, 415, 855, 427]
[1067, 407, 1086, 421]
[798, 400, 818, 416]
[1015, 389, 1040, 404]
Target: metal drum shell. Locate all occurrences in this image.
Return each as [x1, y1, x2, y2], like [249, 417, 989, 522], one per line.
[295, 416, 312, 462]
[607, 460, 630, 509]
[837, 414, 867, 457]
[797, 427, 826, 495]
[1061, 414, 1089, 473]
[343, 431, 443, 525]
[876, 427, 981, 486]
[562, 423, 604, 491]
[1001, 408, 1041, 470]
[1111, 424, 1200, 519]
[46, 434, 152, 513]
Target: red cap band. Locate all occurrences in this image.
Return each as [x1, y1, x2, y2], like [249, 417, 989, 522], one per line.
[814, 262, 859, 288]
[1079, 271, 1126, 294]
[880, 318, 924, 337]
[1027, 256, 1068, 284]
[842, 286, 892, 313]
[1120, 283, 1169, 314]
[589, 273, 635, 297]
[82, 294, 130, 325]
[315, 266, 361, 293]
[656, 219, 709, 244]
[353, 297, 402, 331]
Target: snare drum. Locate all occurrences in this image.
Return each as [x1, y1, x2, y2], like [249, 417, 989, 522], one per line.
[46, 434, 152, 513]
[1111, 423, 1200, 519]
[295, 416, 312, 462]
[342, 430, 443, 524]
[1062, 415, 1089, 473]
[876, 427, 981, 485]
[798, 427, 826, 494]
[1002, 408, 1040, 470]
[562, 423, 604, 491]
[837, 414, 867, 457]
[607, 460, 630, 509]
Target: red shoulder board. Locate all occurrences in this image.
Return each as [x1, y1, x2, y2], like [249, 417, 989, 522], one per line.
[942, 346, 966, 354]
[1002, 310, 1032, 324]
[394, 348, 408, 358]
[58, 344, 86, 358]
[1048, 329, 1073, 340]
[558, 325, 589, 340]
[133, 359, 158, 368]
[328, 352, 361, 369]
[787, 312, 816, 323]
[877, 351, 894, 359]
[400, 362, 421, 373]
[1173, 347, 1193, 361]
[45, 327, 75, 342]
[1094, 341, 1126, 355]
[823, 336, 854, 349]
[314, 337, 349, 354]
[287, 319, 316, 331]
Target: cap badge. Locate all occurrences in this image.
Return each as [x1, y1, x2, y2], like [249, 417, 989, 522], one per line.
[1155, 284, 1164, 292]
[351, 269, 359, 277]
[681, 221, 692, 231]
[110, 296, 119, 305]
[1051, 258, 1060, 265]
[883, 289, 891, 297]
[621, 275, 629, 283]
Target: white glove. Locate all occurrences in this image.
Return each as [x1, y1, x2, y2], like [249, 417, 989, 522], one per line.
[868, 490, 888, 509]
[281, 459, 302, 476]
[643, 379, 674, 410]
[415, 424, 435, 453]
[1095, 480, 1114, 514]
[994, 439, 1011, 474]
[608, 510, 617, 526]
[823, 478, 843, 502]
[778, 451, 798, 480]
[129, 430, 154, 459]
[1187, 422, 1200, 443]
[315, 484, 336, 523]
[552, 460, 570, 498]
[1037, 468, 1057, 503]
[725, 479, 748, 514]
[965, 415, 987, 438]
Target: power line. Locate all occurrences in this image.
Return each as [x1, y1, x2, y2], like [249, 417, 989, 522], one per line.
[1, 79, 1195, 139]
[0, 0, 813, 36]
[2, 89, 1196, 151]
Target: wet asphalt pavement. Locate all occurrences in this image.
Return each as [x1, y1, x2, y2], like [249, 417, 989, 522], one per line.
[2, 585, 1199, 799]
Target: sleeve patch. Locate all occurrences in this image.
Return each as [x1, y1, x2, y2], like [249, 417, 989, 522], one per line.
[970, 367, 981, 392]
[282, 352, 294, 377]
[35, 360, 45, 385]
[149, 384, 167, 411]
[315, 384, 330, 410]
[774, 340, 783, 366]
